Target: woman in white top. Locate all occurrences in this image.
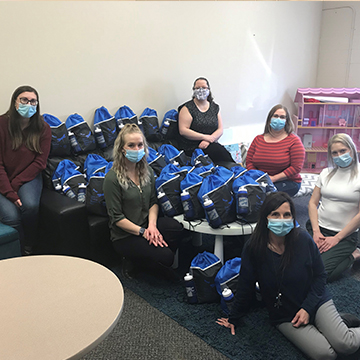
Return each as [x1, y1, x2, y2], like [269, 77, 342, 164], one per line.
[307, 133, 360, 282]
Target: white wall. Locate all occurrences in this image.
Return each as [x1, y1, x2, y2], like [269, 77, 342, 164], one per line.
[0, 1, 322, 144]
[317, 2, 360, 88]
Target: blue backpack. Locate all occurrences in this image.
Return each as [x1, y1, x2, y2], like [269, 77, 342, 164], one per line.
[245, 169, 277, 194]
[114, 105, 138, 131]
[230, 165, 247, 179]
[155, 164, 183, 217]
[65, 113, 96, 154]
[190, 251, 222, 304]
[232, 173, 266, 223]
[197, 167, 236, 228]
[191, 149, 213, 167]
[43, 113, 71, 157]
[84, 154, 109, 180]
[180, 172, 205, 221]
[190, 164, 215, 178]
[158, 144, 189, 166]
[159, 109, 179, 140]
[94, 106, 118, 148]
[139, 108, 162, 142]
[147, 147, 167, 177]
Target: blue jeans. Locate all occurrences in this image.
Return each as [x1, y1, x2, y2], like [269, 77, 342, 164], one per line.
[273, 180, 301, 197]
[0, 173, 43, 254]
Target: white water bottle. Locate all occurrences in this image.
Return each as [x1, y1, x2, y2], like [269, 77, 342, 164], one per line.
[184, 273, 198, 304]
[94, 126, 106, 149]
[222, 288, 234, 314]
[77, 183, 87, 203]
[63, 185, 76, 199]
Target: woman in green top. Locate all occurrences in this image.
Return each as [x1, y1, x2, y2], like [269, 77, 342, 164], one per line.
[103, 124, 183, 278]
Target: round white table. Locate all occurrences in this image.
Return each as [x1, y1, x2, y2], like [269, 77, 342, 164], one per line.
[174, 215, 256, 263]
[0, 255, 124, 360]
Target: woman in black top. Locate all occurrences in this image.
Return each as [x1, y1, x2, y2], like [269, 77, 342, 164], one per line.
[177, 77, 235, 164]
[217, 192, 360, 360]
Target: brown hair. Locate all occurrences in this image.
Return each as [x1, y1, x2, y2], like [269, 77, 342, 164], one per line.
[6, 85, 44, 153]
[263, 104, 294, 135]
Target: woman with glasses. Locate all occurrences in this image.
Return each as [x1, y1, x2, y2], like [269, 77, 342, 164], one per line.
[103, 124, 183, 279]
[246, 104, 305, 196]
[307, 133, 360, 282]
[0, 85, 51, 255]
[217, 192, 360, 360]
[176, 77, 236, 165]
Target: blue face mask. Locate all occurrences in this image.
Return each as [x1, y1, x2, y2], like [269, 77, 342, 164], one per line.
[16, 103, 37, 118]
[125, 148, 145, 163]
[267, 219, 294, 237]
[270, 118, 286, 131]
[333, 152, 353, 168]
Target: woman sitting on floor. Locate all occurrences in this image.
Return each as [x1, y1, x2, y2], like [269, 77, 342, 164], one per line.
[245, 104, 305, 197]
[176, 77, 236, 165]
[217, 192, 360, 360]
[307, 133, 360, 282]
[103, 123, 183, 279]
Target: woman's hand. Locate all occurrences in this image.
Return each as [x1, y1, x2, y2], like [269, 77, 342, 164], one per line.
[312, 230, 326, 248]
[205, 134, 217, 143]
[216, 318, 236, 335]
[199, 140, 210, 149]
[291, 309, 309, 328]
[14, 199, 22, 208]
[318, 236, 339, 253]
[145, 223, 168, 248]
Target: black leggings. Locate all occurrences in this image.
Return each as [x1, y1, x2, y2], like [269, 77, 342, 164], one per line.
[184, 142, 235, 164]
[112, 217, 184, 268]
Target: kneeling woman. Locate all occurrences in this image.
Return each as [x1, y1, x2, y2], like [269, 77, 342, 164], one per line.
[217, 192, 360, 360]
[103, 124, 183, 276]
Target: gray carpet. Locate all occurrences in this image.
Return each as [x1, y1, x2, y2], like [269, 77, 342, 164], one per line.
[83, 288, 228, 360]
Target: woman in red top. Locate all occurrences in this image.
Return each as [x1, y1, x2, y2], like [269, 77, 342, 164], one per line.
[246, 104, 305, 197]
[0, 85, 51, 254]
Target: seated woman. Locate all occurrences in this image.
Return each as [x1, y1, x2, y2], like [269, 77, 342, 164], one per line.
[103, 123, 183, 279]
[217, 192, 360, 360]
[0, 85, 51, 255]
[177, 77, 236, 164]
[246, 104, 305, 197]
[307, 133, 360, 282]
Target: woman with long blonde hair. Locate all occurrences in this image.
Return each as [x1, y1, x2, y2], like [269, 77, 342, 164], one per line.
[103, 124, 183, 278]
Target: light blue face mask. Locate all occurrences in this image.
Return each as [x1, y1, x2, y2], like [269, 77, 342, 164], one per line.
[124, 148, 145, 163]
[16, 103, 37, 118]
[270, 118, 286, 131]
[267, 219, 294, 237]
[333, 152, 353, 168]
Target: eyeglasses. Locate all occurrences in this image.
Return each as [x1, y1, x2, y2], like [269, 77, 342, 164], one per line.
[18, 97, 38, 106]
[273, 114, 286, 120]
[193, 87, 209, 90]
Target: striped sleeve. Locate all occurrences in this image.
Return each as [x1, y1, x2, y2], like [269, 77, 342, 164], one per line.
[283, 134, 305, 178]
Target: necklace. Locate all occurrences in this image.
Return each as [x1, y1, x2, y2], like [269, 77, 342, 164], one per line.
[269, 246, 284, 309]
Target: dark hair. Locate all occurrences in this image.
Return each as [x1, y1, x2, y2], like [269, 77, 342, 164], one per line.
[6, 85, 44, 153]
[263, 104, 294, 135]
[192, 77, 214, 102]
[247, 192, 297, 270]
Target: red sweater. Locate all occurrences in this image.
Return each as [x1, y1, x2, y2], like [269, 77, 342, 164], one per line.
[0, 114, 51, 202]
[246, 133, 305, 183]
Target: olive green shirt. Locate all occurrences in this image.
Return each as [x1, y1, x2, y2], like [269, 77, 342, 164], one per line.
[103, 167, 157, 241]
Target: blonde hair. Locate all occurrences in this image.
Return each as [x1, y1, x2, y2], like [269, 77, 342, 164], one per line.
[112, 124, 150, 189]
[326, 133, 359, 183]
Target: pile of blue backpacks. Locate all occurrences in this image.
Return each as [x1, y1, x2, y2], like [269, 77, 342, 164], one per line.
[150, 145, 277, 227]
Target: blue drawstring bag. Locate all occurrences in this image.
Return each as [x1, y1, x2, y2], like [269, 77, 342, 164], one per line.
[94, 106, 118, 148]
[84, 154, 109, 180]
[190, 164, 215, 178]
[215, 257, 242, 315]
[86, 169, 110, 217]
[190, 251, 222, 303]
[52, 159, 86, 198]
[155, 164, 183, 217]
[159, 109, 179, 140]
[232, 173, 266, 223]
[139, 108, 162, 142]
[230, 165, 247, 179]
[65, 113, 96, 154]
[197, 167, 236, 228]
[191, 149, 213, 167]
[158, 144, 189, 166]
[180, 172, 205, 220]
[43, 113, 71, 157]
[245, 169, 277, 194]
[114, 105, 138, 131]
[147, 147, 167, 177]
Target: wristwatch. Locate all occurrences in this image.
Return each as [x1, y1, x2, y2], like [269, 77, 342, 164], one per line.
[139, 227, 146, 237]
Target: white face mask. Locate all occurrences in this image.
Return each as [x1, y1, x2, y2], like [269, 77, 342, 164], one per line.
[193, 88, 210, 101]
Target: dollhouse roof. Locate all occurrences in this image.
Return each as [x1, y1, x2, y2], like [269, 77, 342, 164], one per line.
[295, 88, 360, 103]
